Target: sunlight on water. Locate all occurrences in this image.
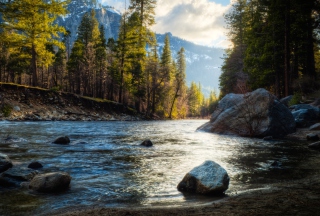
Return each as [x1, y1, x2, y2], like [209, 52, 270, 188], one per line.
[0, 120, 316, 214]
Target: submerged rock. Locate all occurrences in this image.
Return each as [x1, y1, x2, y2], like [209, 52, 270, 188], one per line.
[197, 88, 296, 138]
[28, 161, 43, 169]
[29, 172, 71, 193]
[53, 136, 70, 145]
[177, 161, 229, 195]
[0, 153, 13, 173]
[140, 139, 153, 147]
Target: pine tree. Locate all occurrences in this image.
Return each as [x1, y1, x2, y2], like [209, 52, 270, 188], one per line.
[0, 0, 68, 86]
[169, 47, 186, 119]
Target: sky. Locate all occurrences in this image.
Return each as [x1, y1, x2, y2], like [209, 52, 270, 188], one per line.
[100, 0, 232, 48]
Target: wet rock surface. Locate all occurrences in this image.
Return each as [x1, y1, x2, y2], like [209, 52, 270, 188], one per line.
[178, 161, 229, 195]
[29, 172, 71, 193]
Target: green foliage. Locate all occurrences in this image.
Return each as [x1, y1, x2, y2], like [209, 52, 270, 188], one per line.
[0, 0, 68, 86]
[289, 92, 302, 107]
[1, 104, 12, 117]
[50, 86, 61, 92]
[220, 0, 320, 98]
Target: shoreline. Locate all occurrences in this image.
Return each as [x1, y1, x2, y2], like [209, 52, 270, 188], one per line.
[51, 174, 320, 215]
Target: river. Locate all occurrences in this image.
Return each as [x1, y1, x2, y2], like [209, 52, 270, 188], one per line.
[0, 120, 316, 215]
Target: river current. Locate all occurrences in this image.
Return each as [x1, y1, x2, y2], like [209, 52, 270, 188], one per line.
[0, 120, 316, 215]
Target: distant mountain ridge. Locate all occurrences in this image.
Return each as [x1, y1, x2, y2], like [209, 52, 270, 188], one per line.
[156, 33, 224, 95]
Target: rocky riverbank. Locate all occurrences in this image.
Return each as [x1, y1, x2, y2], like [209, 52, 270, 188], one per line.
[0, 83, 142, 121]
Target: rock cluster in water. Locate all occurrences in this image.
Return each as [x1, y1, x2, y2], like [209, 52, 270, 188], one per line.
[197, 88, 296, 138]
[178, 160, 229, 195]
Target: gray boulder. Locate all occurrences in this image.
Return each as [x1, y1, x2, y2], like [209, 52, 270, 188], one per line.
[29, 172, 71, 193]
[198, 88, 296, 138]
[177, 161, 229, 195]
[0, 153, 13, 173]
[53, 136, 70, 145]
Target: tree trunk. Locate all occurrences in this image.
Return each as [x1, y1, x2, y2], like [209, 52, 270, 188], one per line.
[31, 44, 38, 86]
[284, 0, 290, 96]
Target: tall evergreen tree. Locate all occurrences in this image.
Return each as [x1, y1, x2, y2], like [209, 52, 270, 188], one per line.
[0, 0, 68, 86]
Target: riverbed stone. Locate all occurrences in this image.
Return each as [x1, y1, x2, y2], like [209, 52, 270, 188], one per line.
[197, 88, 296, 138]
[307, 134, 319, 141]
[29, 172, 71, 193]
[53, 136, 70, 145]
[28, 161, 43, 169]
[177, 161, 229, 195]
[140, 139, 153, 147]
[0, 153, 13, 173]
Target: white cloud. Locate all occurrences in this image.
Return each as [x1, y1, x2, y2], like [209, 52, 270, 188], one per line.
[153, 0, 231, 48]
[101, 0, 232, 48]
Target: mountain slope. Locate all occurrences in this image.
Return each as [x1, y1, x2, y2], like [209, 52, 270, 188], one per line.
[156, 33, 224, 95]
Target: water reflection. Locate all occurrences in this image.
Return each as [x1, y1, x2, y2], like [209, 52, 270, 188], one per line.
[0, 120, 317, 215]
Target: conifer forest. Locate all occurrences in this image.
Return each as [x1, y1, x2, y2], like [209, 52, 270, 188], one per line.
[220, 0, 320, 99]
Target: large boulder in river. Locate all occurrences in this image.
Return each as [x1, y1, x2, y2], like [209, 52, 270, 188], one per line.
[197, 88, 296, 138]
[53, 136, 70, 145]
[29, 172, 71, 193]
[177, 161, 229, 195]
[0, 153, 13, 173]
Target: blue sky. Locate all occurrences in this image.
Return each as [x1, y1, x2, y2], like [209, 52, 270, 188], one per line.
[101, 0, 232, 48]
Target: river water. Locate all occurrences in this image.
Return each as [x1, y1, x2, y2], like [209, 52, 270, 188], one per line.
[0, 120, 317, 215]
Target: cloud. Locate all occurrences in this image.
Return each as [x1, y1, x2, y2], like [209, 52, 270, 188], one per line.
[153, 0, 231, 47]
[101, 0, 232, 47]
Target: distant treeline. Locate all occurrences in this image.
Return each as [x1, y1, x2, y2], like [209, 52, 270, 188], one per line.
[0, 0, 218, 118]
[220, 0, 320, 98]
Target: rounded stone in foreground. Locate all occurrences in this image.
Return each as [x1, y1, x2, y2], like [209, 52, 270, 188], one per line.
[29, 172, 71, 193]
[177, 160, 229, 195]
[0, 153, 13, 173]
[53, 136, 70, 145]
